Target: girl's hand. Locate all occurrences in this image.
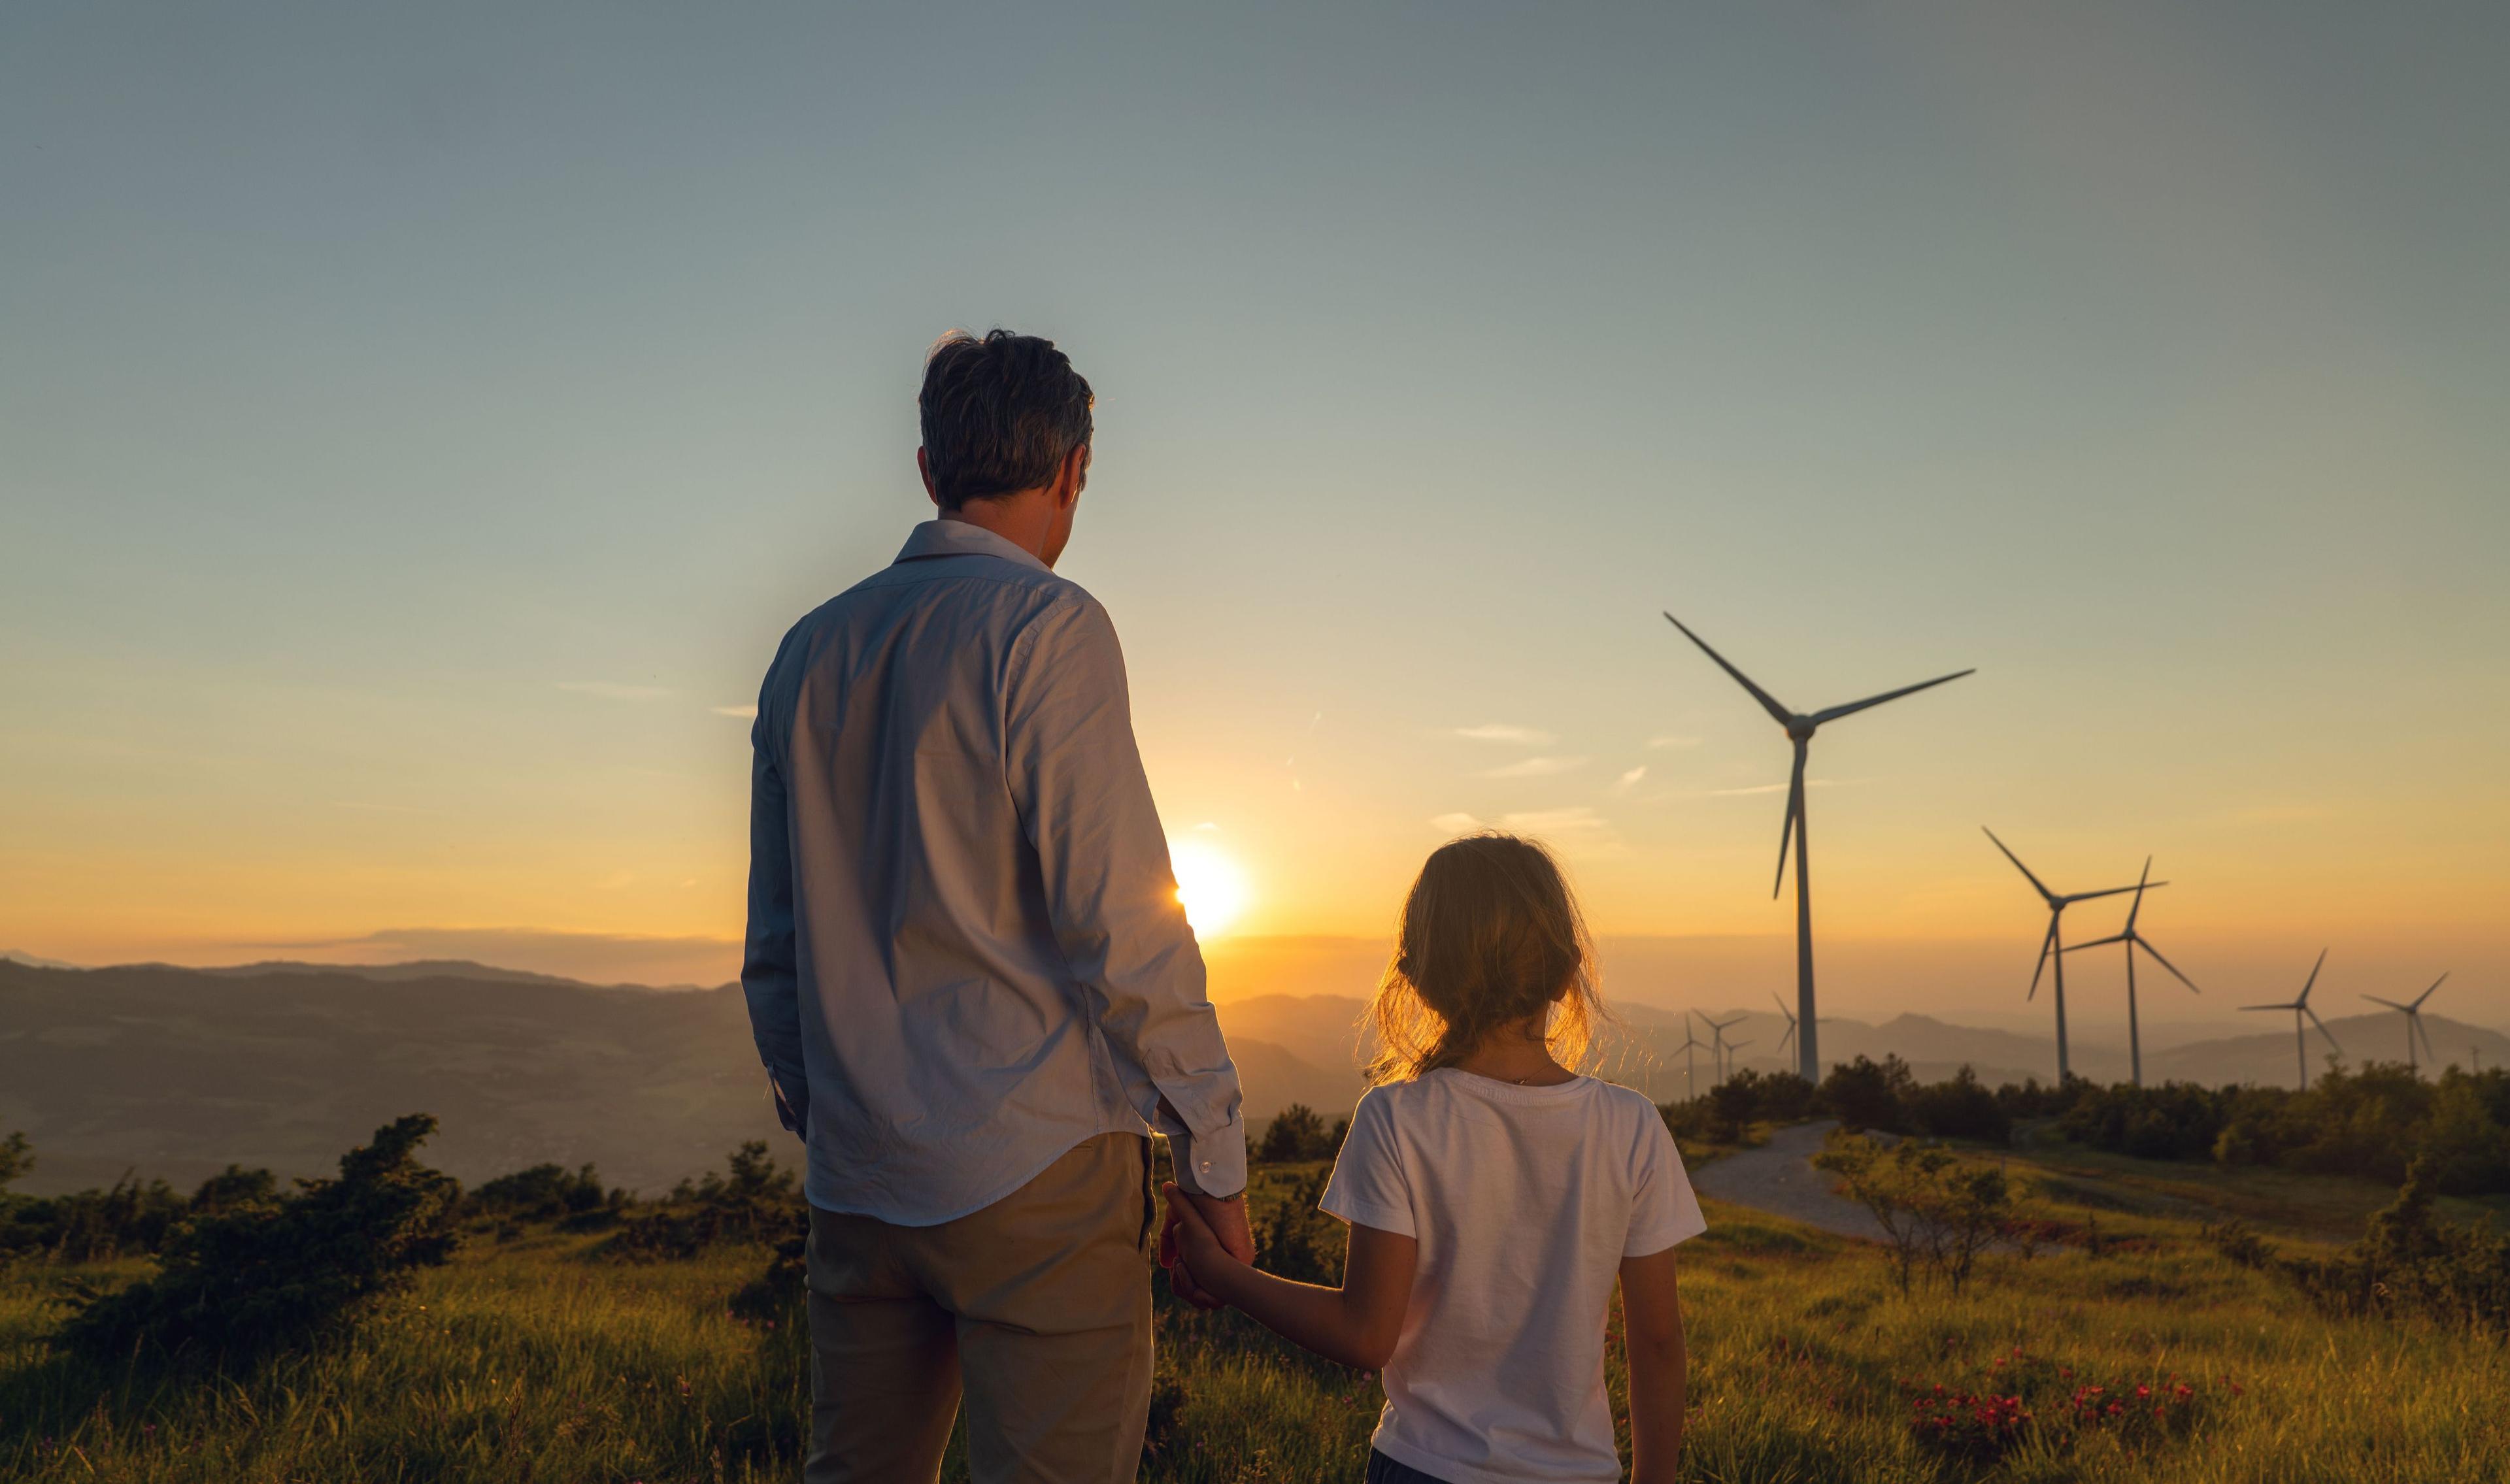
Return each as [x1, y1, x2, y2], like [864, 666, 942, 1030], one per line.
[1161, 1182, 1236, 1291]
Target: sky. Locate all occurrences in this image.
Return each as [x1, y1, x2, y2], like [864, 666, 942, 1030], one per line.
[3, 2, 2505, 1027]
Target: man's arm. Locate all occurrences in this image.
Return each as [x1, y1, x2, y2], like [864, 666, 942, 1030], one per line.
[1163, 1187, 1415, 1370]
[741, 695, 809, 1140]
[1620, 1246, 1687, 1484]
[1004, 597, 1248, 1198]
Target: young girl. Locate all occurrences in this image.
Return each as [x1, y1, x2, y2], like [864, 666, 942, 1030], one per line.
[1163, 833, 1704, 1484]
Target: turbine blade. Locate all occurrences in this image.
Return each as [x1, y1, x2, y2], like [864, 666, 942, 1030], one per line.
[2412, 972, 2448, 1011]
[2298, 948, 2328, 1004]
[1981, 827, 2058, 902]
[1772, 748, 1805, 899]
[1810, 668, 1975, 726]
[1662, 613, 1794, 727]
[1767, 990, 1796, 1027]
[2124, 857, 2154, 932]
[2240, 1002, 2297, 1013]
[2364, 995, 2409, 1012]
[2064, 882, 2166, 904]
[2028, 915, 2058, 1001]
[2304, 1006, 2342, 1052]
[2064, 934, 2128, 952]
[2415, 1017, 2438, 1066]
[2134, 934, 2200, 994]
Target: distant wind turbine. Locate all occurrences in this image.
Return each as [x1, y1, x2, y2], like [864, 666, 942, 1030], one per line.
[1663, 613, 1973, 1083]
[1770, 991, 1799, 1063]
[1724, 1039, 1754, 1076]
[1699, 1010, 1747, 1082]
[1982, 827, 2158, 1083]
[1673, 1019, 1708, 1100]
[2060, 858, 2198, 1087]
[2364, 974, 2448, 1075]
[2243, 949, 2343, 1091]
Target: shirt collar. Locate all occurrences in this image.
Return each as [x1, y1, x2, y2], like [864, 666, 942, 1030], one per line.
[894, 518, 1052, 574]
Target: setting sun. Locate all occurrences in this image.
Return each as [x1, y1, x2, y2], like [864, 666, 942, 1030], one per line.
[1169, 835, 1252, 938]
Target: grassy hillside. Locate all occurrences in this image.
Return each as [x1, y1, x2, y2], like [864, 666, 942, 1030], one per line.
[4, 1140, 2505, 1483]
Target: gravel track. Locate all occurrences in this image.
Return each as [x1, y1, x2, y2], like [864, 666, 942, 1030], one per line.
[1688, 1119, 1888, 1242]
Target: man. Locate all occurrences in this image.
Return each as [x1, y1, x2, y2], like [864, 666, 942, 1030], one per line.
[743, 329, 1252, 1483]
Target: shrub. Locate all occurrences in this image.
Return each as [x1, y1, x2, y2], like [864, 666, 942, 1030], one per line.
[1819, 1055, 1915, 1134]
[1904, 1066, 2011, 1144]
[52, 1113, 461, 1366]
[1813, 1129, 2010, 1294]
[2271, 1157, 2510, 1331]
[605, 1142, 795, 1261]
[1254, 1170, 1343, 1286]
[1257, 1104, 1336, 1164]
[471, 1161, 622, 1228]
[189, 1164, 278, 1217]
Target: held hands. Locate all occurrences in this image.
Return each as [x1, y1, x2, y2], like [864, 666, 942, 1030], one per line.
[1158, 1182, 1252, 1311]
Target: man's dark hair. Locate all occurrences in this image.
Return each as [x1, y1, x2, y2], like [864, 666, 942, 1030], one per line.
[918, 329, 1094, 508]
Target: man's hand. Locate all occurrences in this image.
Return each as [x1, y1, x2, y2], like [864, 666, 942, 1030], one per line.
[1158, 1184, 1253, 1310]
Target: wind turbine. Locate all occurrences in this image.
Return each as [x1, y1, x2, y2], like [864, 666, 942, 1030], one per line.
[1664, 614, 1972, 1082]
[1982, 828, 2158, 1083]
[2057, 858, 2197, 1087]
[2243, 949, 2342, 1091]
[1698, 1011, 1747, 1082]
[1724, 1039, 1755, 1076]
[1770, 991, 1799, 1063]
[2364, 974, 2448, 1075]
[1673, 1019, 1708, 1100]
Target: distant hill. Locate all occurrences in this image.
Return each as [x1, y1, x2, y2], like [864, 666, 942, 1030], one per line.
[6, 959, 2500, 1196]
[0, 961, 1357, 1196]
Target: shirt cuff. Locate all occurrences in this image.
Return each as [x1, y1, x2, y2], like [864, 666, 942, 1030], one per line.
[1167, 1116, 1246, 1199]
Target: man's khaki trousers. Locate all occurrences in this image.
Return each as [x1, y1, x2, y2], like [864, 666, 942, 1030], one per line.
[804, 1133, 1158, 1484]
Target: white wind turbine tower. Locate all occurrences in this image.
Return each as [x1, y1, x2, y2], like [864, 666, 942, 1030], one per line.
[2058, 858, 2198, 1087]
[2364, 974, 2449, 1075]
[1981, 827, 2158, 1082]
[1770, 991, 1799, 1065]
[1664, 614, 1972, 1082]
[2243, 949, 2343, 1091]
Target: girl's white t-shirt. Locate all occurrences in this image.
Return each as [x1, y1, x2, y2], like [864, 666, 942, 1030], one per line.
[1318, 1068, 1707, 1484]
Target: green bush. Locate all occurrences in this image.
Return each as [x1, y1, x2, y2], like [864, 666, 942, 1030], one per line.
[52, 1114, 460, 1366]
[1254, 1104, 1343, 1164]
[604, 1142, 795, 1261]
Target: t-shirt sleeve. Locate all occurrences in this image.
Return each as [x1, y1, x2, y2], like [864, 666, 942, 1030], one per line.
[1317, 1089, 1415, 1238]
[1626, 1104, 1709, 1257]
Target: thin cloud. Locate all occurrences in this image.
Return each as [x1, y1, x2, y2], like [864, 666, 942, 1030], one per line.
[711, 704, 758, 719]
[1500, 806, 1610, 836]
[1429, 812, 1488, 834]
[1453, 723, 1556, 746]
[560, 681, 671, 702]
[1480, 755, 1588, 779]
[1707, 778, 1856, 797]
[1647, 734, 1703, 750]
[1613, 766, 1647, 793]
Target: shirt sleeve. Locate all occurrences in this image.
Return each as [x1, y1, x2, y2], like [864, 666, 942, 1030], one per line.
[1626, 1104, 1709, 1257]
[1004, 594, 1248, 1198]
[1318, 1090, 1414, 1237]
[741, 642, 809, 1140]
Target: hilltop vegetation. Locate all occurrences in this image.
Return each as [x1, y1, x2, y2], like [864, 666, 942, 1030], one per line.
[5, 1097, 2509, 1482]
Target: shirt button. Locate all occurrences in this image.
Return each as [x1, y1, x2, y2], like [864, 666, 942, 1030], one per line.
[1198, 1160, 1212, 1173]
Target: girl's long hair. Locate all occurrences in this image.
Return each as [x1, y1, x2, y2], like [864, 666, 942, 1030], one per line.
[1365, 833, 1605, 1084]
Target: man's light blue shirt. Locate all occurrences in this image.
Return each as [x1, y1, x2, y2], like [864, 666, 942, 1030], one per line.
[743, 518, 1247, 1223]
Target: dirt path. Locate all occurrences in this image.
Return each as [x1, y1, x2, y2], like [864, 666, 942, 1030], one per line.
[1688, 1119, 1887, 1242]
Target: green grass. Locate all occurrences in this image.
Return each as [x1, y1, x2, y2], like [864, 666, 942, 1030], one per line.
[4, 1157, 2507, 1483]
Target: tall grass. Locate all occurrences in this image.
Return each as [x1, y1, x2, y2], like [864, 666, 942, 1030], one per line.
[3, 1172, 2505, 1481]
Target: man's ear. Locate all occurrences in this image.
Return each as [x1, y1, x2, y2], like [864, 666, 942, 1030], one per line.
[918, 447, 943, 509]
[1053, 444, 1090, 509]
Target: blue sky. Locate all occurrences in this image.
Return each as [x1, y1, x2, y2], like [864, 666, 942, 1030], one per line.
[3, 2, 2505, 1018]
